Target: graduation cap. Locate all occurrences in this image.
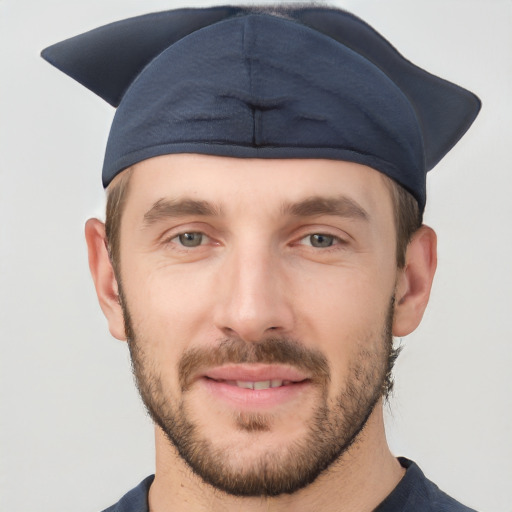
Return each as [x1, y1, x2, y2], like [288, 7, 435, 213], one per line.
[41, 5, 481, 212]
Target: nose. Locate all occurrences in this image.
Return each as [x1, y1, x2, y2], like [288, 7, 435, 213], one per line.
[213, 242, 294, 342]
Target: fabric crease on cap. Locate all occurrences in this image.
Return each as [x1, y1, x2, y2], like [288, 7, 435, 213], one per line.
[41, 5, 481, 212]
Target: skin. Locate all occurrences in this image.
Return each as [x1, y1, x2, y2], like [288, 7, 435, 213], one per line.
[86, 154, 437, 512]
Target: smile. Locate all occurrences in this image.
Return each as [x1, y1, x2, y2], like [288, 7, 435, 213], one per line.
[197, 365, 312, 410]
[211, 379, 294, 390]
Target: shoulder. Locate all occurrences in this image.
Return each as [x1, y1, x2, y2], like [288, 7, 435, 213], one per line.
[376, 458, 478, 512]
[101, 475, 155, 512]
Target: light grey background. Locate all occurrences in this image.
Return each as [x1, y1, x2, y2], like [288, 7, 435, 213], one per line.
[1, 1, 511, 510]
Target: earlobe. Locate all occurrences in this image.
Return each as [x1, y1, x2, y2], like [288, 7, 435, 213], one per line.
[84, 218, 127, 341]
[393, 225, 437, 337]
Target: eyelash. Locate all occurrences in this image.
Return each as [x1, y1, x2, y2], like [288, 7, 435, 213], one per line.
[296, 233, 347, 250]
[163, 228, 349, 253]
[167, 231, 211, 249]
[164, 230, 347, 253]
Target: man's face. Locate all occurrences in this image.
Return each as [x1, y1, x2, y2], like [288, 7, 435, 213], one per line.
[116, 154, 400, 496]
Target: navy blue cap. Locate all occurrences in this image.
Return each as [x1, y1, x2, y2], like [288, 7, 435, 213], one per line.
[41, 6, 481, 211]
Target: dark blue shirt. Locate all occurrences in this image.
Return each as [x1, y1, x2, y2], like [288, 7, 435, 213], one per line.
[102, 458, 477, 511]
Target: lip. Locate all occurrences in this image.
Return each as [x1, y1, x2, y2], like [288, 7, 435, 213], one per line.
[197, 364, 312, 410]
[202, 363, 310, 383]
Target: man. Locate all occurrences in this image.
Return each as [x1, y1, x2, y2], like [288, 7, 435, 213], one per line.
[42, 4, 480, 511]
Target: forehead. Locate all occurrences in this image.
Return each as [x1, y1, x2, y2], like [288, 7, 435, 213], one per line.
[122, 154, 394, 217]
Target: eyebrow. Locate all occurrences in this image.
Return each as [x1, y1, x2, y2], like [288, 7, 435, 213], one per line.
[281, 195, 369, 221]
[142, 194, 369, 228]
[142, 198, 222, 227]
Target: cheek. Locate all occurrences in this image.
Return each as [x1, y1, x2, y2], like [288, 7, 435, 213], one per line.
[292, 265, 394, 386]
[295, 257, 395, 325]
[121, 262, 219, 360]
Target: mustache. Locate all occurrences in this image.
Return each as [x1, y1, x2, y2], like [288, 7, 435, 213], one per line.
[178, 336, 331, 391]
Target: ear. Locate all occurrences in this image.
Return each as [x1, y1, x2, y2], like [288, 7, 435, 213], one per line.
[84, 218, 126, 340]
[393, 225, 437, 337]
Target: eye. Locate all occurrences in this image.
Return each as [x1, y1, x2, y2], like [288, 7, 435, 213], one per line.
[301, 234, 337, 248]
[172, 232, 207, 247]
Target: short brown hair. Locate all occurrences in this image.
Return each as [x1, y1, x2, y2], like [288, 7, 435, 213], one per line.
[384, 176, 423, 268]
[105, 167, 133, 280]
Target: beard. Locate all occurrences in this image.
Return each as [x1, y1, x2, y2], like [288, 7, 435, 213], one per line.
[121, 291, 395, 497]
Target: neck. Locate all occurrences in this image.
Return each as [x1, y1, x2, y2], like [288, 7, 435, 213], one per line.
[148, 401, 404, 512]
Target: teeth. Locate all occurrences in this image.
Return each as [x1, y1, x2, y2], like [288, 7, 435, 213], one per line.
[236, 380, 255, 389]
[232, 380, 285, 390]
[253, 380, 270, 390]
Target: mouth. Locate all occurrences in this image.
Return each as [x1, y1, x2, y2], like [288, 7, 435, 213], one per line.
[196, 364, 312, 409]
[209, 379, 298, 390]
